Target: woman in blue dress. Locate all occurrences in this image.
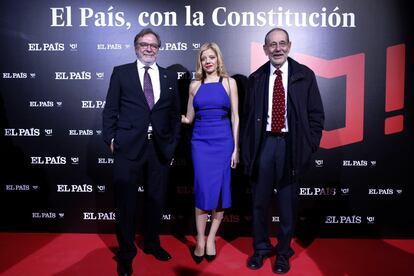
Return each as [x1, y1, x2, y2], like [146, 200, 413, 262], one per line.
[182, 42, 239, 263]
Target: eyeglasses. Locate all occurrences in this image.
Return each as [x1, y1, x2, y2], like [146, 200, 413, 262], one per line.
[137, 42, 159, 50]
[266, 41, 289, 49]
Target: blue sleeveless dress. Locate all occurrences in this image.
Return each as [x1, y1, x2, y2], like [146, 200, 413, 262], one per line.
[192, 77, 234, 211]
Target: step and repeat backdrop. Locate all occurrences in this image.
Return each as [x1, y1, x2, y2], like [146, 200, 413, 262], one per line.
[1, 0, 412, 238]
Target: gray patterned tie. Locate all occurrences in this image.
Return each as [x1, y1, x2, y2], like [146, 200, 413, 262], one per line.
[143, 66, 155, 109]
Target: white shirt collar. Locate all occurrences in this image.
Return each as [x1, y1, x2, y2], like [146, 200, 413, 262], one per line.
[270, 60, 288, 75]
[137, 59, 157, 70]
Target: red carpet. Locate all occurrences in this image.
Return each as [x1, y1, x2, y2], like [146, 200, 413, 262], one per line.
[1, 233, 414, 275]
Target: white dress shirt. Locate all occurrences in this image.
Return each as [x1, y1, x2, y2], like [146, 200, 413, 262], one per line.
[136, 59, 161, 104]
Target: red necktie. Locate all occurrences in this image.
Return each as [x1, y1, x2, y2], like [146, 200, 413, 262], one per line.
[271, 69, 285, 133]
[143, 66, 155, 109]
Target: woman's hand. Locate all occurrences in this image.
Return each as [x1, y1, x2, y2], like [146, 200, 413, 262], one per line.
[231, 149, 239, 168]
[181, 115, 190, 124]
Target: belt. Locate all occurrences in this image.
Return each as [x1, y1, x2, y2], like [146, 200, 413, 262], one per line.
[266, 131, 288, 138]
[147, 130, 153, 140]
[195, 114, 228, 120]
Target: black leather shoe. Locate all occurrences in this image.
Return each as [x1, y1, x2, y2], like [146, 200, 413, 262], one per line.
[247, 253, 267, 270]
[117, 260, 132, 276]
[273, 254, 290, 274]
[144, 246, 172, 261]
[192, 250, 204, 264]
[205, 253, 216, 262]
[205, 241, 216, 262]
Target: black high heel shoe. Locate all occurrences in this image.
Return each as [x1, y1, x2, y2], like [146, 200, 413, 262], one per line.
[205, 242, 216, 262]
[192, 250, 204, 264]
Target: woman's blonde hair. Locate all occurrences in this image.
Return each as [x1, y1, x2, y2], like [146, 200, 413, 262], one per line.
[195, 42, 228, 81]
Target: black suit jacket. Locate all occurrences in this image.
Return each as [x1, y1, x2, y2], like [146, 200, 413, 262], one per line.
[241, 58, 324, 177]
[102, 61, 181, 162]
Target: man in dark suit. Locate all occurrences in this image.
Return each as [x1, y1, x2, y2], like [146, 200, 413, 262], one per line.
[241, 28, 324, 274]
[102, 28, 181, 276]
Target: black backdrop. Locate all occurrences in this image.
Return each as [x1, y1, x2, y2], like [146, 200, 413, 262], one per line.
[1, 0, 413, 238]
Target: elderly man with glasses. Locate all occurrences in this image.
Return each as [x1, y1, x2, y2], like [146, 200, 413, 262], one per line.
[103, 28, 181, 276]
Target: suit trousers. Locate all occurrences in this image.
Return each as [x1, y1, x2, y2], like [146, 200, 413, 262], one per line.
[113, 140, 169, 262]
[251, 133, 296, 257]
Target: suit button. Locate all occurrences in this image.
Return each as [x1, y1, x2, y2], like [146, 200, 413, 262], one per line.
[257, 118, 261, 122]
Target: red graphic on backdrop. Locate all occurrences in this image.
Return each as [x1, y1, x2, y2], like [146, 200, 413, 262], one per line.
[385, 44, 405, 135]
[295, 53, 365, 149]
